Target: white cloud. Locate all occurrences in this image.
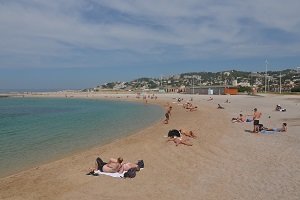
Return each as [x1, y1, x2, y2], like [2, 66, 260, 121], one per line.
[0, 0, 299, 68]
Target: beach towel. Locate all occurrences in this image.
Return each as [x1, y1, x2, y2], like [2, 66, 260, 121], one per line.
[93, 170, 125, 178]
[260, 130, 276, 134]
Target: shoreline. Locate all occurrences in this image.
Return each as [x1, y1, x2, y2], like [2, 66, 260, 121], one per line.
[1, 93, 299, 200]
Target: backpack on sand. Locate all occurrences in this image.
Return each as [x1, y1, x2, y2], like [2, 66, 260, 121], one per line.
[137, 160, 144, 169]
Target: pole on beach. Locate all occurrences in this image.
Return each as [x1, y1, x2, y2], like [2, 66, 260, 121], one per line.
[279, 72, 282, 94]
[192, 75, 195, 94]
[265, 59, 268, 93]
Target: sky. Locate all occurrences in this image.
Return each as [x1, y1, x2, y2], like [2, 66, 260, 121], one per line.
[1, 0, 300, 90]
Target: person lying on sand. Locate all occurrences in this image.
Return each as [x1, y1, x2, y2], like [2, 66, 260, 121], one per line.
[217, 104, 224, 109]
[225, 99, 231, 103]
[275, 105, 287, 112]
[261, 123, 287, 132]
[183, 102, 192, 109]
[167, 136, 193, 146]
[118, 160, 144, 173]
[179, 129, 197, 138]
[232, 114, 246, 123]
[189, 106, 198, 112]
[87, 157, 123, 174]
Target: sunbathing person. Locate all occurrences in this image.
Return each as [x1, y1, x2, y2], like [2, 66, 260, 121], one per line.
[232, 114, 246, 123]
[189, 106, 198, 112]
[87, 157, 123, 174]
[217, 104, 224, 109]
[179, 129, 197, 138]
[183, 102, 192, 109]
[118, 162, 140, 173]
[262, 123, 287, 132]
[275, 105, 287, 112]
[167, 136, 192, 146]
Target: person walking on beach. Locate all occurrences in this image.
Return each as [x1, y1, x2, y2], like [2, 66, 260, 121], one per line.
[252, 108, 262, 133]
[164, 106, 172, 124]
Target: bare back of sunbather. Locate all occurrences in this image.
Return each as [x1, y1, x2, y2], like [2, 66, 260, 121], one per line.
[102, 158, 122, 173]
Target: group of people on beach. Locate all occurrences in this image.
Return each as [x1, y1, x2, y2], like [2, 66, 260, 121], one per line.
[232, 107, 287, 133]
[162, 98, 199, 146]
[87, 99, 198, 178]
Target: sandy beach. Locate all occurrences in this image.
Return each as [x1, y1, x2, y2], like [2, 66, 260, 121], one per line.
[0, 93, 299, 200]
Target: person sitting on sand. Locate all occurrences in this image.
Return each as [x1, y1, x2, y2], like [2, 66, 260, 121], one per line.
[207, 97, 213, 101]
[232, 114, 246, 123]
[217, 104, 224, 109]
[87, 157, 123, 174]
[179, 129, 197, 138]
[261, 123, 287, 132]
[167, 136, 193, 146]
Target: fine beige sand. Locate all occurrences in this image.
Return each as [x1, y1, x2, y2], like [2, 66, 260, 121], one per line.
[0, 93, 299, 200]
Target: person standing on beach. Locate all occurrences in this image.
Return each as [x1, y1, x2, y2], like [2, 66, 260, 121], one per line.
[252, 108, 262, 133]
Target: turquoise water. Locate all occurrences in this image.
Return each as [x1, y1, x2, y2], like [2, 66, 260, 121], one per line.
[0, 98, 163, 178]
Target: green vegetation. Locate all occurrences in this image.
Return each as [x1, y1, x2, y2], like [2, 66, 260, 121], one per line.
[238, 86, 252, 93]
[291, 87, 300, 92]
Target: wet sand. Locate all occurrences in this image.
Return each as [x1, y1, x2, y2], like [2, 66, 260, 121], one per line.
[0, 93, 299, 200]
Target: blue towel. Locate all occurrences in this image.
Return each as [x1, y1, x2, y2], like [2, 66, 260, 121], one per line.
[260, 130, 276, 134]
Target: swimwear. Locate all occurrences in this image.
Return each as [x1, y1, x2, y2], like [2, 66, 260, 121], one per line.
[165, 113, 169, 119]
[96, 157, 107, 172]
[254, 120, 259, 125]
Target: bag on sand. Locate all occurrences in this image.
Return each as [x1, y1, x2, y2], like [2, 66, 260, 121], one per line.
[124, 168, 137, 178]
[137, 160, 144, 169]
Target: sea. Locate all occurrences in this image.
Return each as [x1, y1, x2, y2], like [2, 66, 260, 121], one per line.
[0, 97, 163, 178]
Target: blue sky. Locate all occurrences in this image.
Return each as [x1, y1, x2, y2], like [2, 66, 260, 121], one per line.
[1, 0, 300, 90]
